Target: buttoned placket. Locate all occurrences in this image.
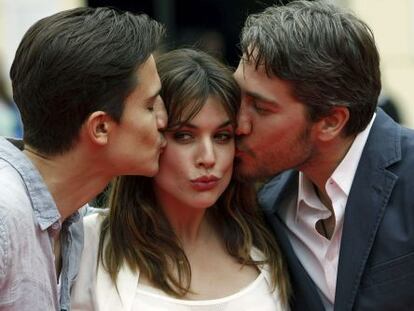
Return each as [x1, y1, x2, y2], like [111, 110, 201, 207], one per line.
[59, 221, 73, 311]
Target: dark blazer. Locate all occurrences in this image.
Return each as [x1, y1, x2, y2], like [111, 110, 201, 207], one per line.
[259, 109, 414, 311]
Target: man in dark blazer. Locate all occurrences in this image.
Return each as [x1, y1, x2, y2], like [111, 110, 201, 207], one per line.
[234, 1, 414, 310]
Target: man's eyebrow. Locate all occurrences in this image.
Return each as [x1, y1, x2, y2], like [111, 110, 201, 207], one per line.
[245, 90, 276, 105]
[146, 89, 161, 102]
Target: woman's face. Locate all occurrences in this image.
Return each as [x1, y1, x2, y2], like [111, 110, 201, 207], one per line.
[153, 96, 235, 210]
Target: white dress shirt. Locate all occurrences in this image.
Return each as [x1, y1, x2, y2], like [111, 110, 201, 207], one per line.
[281, 114, 376, 311]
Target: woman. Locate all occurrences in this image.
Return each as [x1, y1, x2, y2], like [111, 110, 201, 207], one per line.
[71, 48, 290, 310]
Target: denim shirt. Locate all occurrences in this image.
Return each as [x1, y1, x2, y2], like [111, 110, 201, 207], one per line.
[0, 137, 84, 311]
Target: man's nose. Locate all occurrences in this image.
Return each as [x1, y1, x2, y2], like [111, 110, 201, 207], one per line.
[236, 103, 252, 136]
[155, 98, 168, 130]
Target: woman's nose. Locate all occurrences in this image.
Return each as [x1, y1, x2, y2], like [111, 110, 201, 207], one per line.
[196, 139, 215, 169]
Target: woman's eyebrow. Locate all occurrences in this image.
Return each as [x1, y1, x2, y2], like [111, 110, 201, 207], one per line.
[180, 120, 232, 129]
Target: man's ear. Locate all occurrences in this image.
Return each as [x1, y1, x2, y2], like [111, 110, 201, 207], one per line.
[85, 111, 114, 146]
[315, 106, 350, 142]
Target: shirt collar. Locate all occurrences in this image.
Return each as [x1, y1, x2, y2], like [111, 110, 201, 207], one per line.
[66, 210, 81, 225]
[296, 113, 376, 219]
[298, 172, 325, 210]
[0, 137, 61, 230]
[330, 113, 376, 196]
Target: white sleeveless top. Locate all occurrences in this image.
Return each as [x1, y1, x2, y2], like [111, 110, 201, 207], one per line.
[70, 212, 288, 311]
[133, 271, 284, 311]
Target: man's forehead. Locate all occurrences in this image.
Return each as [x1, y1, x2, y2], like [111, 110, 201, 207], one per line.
[240, 53, 255, 66]
[238, 55, 266, 77]
[242, 45, 264, 63]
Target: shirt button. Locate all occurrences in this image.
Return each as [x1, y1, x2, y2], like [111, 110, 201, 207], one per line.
[52, 222, 60, 230]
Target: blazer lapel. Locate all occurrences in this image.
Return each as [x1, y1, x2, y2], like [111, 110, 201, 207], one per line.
[260, 171, 325, 310]
[334, 110, 401, 311]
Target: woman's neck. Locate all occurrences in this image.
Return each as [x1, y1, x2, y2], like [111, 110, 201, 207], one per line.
[156, 193, 213, 246]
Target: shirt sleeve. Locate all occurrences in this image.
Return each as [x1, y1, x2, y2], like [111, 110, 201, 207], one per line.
[0, 213, 11, 280]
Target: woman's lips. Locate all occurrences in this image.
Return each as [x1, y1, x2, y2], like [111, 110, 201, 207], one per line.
[190, 176, 219, 191]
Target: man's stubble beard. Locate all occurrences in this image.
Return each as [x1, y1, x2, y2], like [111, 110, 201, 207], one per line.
[234, 125, 315, 183]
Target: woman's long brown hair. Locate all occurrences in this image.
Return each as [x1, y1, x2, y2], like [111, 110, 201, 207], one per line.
[98, 48, 290, 305]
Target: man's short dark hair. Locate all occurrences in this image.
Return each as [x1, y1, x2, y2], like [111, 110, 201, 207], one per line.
[240, 0, 381, 136]
[10, 7, 165, 155]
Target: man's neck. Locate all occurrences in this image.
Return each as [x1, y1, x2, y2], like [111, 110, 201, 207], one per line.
[301, 134, 356, 213]
[23, 147, 111, 221]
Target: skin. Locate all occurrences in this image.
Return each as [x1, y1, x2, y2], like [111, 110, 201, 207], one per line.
[25, 55, 168, 275]
[142, 96, 259, 299]
[154, 96, 234, 240]
[24, 54, 167, 219]
[104, 54, 167, 177]
[233, 58, 317, 182]
[234, 56, 354, 237]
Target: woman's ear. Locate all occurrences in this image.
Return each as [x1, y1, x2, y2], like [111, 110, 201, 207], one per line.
[315, 106, 350, 142]
[85, 111, 113, 146]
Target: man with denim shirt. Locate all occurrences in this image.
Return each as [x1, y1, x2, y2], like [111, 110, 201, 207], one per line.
[0, 140, 84, 310]
[0, 7, 167, 311]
